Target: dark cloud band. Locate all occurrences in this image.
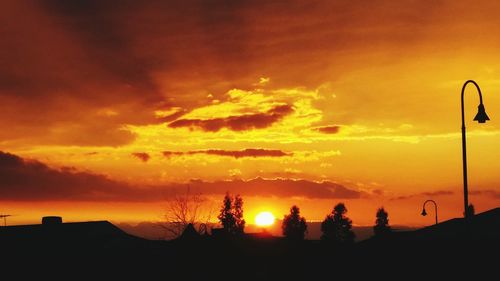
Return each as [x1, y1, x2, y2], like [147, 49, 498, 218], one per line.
[0, 151, 360, 201]
[168, 104, 293, 132]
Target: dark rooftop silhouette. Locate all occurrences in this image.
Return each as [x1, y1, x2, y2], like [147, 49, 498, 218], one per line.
[177, 223, 201, 240]
[0, 217, 149, 256]
[0, 209, 498, 279]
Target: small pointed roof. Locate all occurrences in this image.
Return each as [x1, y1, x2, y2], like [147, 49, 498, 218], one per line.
[179, 223, 200, 240]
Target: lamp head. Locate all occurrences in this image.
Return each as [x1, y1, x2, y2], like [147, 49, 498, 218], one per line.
[421, 208, 427, 216]
[474, 104, 490, 123]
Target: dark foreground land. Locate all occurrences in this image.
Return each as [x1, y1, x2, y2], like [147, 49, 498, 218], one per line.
[1, 208, 498, 279]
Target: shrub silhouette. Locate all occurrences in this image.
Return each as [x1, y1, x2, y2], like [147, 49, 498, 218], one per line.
[282, 205, 307, 240]
[321, 203, 355, 243]
[373, 207, 391, 237]
[217, 192, 245, 235]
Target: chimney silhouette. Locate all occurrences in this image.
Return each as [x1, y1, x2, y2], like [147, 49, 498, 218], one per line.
[42, 216, 63, 225]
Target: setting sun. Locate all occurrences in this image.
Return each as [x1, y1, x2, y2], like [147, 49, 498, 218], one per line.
[255, 211, 275, 227]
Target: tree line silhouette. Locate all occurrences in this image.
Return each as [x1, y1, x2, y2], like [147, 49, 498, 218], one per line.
[161, 189, 395, 241]
[205, 192, 393, 241]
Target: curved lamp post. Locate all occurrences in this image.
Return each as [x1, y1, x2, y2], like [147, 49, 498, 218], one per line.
[461, 80, 490, 218]
[421, 200, 438, 225]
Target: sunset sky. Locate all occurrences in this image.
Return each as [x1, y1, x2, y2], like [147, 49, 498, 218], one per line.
[1, 0, 499, 229]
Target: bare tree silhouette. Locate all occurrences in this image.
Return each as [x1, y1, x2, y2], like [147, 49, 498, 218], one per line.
[282, 205, 307, 240]
[373, 207, 391, 237]
[321, 203, 355, 243]
[161, 187, 213, 239]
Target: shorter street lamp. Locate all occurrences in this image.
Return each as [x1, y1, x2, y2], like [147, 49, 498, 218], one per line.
[421, 200, 438, 225]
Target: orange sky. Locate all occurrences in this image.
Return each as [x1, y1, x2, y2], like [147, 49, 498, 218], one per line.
[1, 0, 499, 228]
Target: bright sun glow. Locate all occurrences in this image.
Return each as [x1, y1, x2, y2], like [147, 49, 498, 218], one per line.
[255, 211, 275, 227]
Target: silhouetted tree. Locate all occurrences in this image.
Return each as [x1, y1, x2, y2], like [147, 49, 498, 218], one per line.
[373, 207, 391, 237]
[217, 192, 245, 235]
[282, 205, 307, 240]
[161, 187, 213, 239]
[233, 194, 246, 235]
[218, 192, 235, 232]
[465, 203, 475, 217]
[321, 203, 355, 243]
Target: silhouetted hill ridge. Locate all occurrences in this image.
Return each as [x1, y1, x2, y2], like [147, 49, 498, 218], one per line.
[117, 221, 417, 241]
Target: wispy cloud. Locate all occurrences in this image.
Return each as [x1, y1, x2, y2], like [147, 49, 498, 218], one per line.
[470, 189, 500, 199]
[162, 149, 292, 159]
[391, 190, 454, 201]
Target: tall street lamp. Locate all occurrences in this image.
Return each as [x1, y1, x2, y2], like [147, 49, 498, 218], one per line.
[460, 80, 490, 219]
[421, 200, 438, 225]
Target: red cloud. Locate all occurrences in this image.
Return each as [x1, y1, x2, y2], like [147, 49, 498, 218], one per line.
[0, 151, 361, 201]
[131, 152, 150, 162]
[0, 151, 143, 201]
[2, 0, 488, 147]
[391, 190, 454, 201]
[186, 178, 363, 199]
[316, 125, 340, 134]
[162, 149, 291, 158]
[470, 190, 500, 199]
[161, 151, 186, 157]
[168, 104, 294, 132]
